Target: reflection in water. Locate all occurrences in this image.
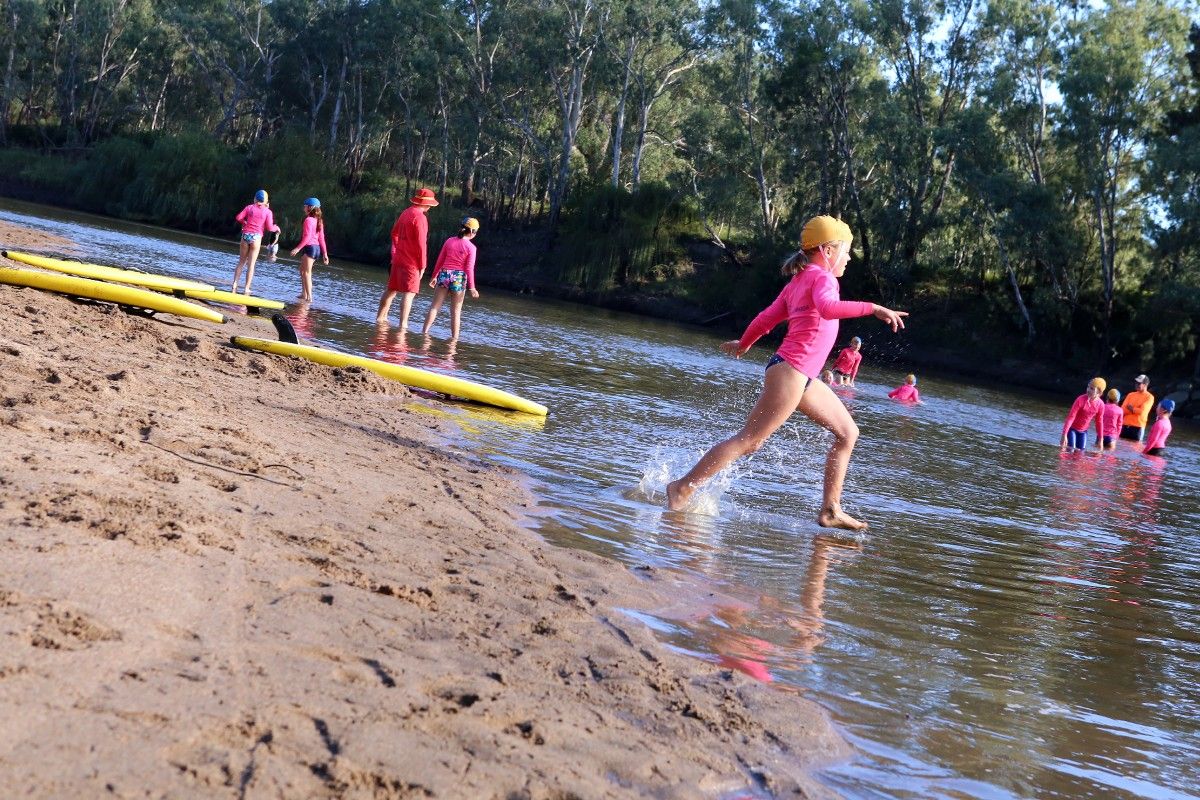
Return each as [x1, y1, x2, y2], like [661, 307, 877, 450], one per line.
[3, 199, 1200, 800]
[368, 321, 409, 364]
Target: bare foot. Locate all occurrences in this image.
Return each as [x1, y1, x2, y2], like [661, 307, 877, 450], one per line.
[665, 479, 692, 511]
[817, 505, 869, 531]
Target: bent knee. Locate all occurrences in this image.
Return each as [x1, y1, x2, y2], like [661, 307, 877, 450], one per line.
[832, 422, 859, 446]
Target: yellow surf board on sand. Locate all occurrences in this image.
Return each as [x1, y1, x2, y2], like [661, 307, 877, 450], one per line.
[0, 266, 227, 324]
[177, 288, 285, 310]
[2, 249, 215, 293]
[231, 336, 548, 416]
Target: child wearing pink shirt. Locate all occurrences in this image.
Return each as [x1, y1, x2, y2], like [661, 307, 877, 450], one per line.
[888, 374, 921, 403]
[421, 217, 480, 340]
[831, 337, 863, 385]
[1061, 377, 1106, 451]
[1142, 399, 1174, 456]
[1101, 388, 1123, 449]
[666, 216, 907, 531]
[231, 189, 279, 295]
[288, 198, 329, 302]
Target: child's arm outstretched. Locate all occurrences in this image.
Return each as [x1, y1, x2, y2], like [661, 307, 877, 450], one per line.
[728, 294, 789, 357]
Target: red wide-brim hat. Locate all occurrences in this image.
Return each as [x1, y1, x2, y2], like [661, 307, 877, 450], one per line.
[410, 188, 439, 207]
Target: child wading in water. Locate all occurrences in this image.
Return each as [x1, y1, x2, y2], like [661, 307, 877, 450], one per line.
[666, 216, 908, 531]
[1060, 377, 1106, 451]
[232, 189, 279, 295]
[289, 197, 328, 302]
[888, 374, 921, 403]
[1142, 399, 1175, 456]
[421, 217, 480, 339]
[1101, 388, 1123, 449]
[831, 337, 863, 385]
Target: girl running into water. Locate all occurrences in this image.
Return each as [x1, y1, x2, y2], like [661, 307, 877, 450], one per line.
[831, 336, 863, 385]
[666, 216, 908, 531]
[421, 217, 480, 340]
[289, 197, 328, 302]
[232, 189, 279, 295]
[1060, 377, 1106, 452]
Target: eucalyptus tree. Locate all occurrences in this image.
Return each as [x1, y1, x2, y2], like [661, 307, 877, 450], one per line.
[1146, 23, 1200, 388]
[0, 0, 47, 142]
[771, 1, 889, 293]
[603, 0, 700, 191]
[166, 0, 283, 142]
[858, 0, 994, 281]
[1058, 0, 1191, 349]
[698, 0, 789, 242]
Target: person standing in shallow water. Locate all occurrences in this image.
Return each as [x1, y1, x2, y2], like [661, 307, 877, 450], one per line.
[666, 215, 908, 531]
[831, 336, 863, 386]
[422, 216, 481, 340]
[376, 188, 438, 331]
[232, 189, 279, 295]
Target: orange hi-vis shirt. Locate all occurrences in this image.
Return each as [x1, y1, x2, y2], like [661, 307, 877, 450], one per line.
[1122, 388, 1155, 428]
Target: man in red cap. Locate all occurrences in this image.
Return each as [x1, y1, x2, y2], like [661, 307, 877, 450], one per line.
[376, 187, 439, 330]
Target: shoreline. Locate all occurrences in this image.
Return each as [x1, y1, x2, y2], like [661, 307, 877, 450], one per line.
[2, 193, 1192, 417]
[0, 220, 848, 797]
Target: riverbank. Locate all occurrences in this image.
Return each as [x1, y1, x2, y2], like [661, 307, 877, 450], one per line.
[0, 222, 847, 797]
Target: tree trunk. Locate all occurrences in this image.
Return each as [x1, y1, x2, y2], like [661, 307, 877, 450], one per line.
[611, 36, 634, 189]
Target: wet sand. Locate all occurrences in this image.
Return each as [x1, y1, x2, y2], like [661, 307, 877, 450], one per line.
[0, 220, 847, 798]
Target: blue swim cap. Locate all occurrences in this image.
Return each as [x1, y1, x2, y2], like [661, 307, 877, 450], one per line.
[1160, 399, 1175, 413]
[254, 189, 267, 202]
[304, 197, 320, 208]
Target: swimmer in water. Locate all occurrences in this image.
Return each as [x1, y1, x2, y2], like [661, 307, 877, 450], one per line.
[888, 374, 921, 403]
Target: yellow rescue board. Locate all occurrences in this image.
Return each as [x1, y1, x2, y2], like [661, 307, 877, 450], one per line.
[230, 336, 548, 416]
[0, 266, 227, 324]
[178, 288, 285, 310]
[2, 249, 214, 293]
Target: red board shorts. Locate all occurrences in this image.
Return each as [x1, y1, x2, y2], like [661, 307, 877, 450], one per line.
[387, 263, 422, 293]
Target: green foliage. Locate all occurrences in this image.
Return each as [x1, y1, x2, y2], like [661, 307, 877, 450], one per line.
[554, 183, 697, 290]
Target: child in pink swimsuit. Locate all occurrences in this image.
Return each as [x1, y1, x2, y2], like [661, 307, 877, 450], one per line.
[666, 216, 908, 531]
[1060, 377, 1106, 451]
[232, 189, 279, 295]
[831, 337, 863, 385]
[888, 374, 921, 403]
[1101, 388, 1123, 449]
[1142, 399, 1174, 456]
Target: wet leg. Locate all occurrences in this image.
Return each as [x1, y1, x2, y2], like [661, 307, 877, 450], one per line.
[448, 291, 465, 340]
[376, 289, 397, 323]
[796, 379, 867, 530]
[422, 286, 449, 335]
[667, 363, 807, 511]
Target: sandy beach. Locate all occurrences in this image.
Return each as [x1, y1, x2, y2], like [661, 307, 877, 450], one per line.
[0, 219, 846, 798]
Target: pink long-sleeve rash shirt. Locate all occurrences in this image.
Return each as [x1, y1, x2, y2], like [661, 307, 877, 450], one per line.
[1101, 403, 1123, 440]
[429, 236, 478, 291]
[1143, 417, 1172, 450]
[737, 265, 875, 379]
[832, 347, 862, 380]
[1062, 394, 1104, 439]
[297, 216, 328, 256]
[889, 384, 919, 402]
[236, 204, 276, 235]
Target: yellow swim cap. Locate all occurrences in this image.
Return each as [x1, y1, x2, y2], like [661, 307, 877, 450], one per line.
[801, 215, 853, 250]
[1090, 377, 1107, 392]
[1106, 388, 1120, 403]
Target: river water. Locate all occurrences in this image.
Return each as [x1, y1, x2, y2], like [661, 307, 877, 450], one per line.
[3, 198, 1198, 799]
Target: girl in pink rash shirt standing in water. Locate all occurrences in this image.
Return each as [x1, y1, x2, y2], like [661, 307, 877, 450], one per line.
[1101, 388, 1123, 450]
[666, 216, 908, 531]
[422, 217, 480, 340]
[1060, 377, 1106, 452]
[289, 197, 328, 302]
[232, 189, 279, 295]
